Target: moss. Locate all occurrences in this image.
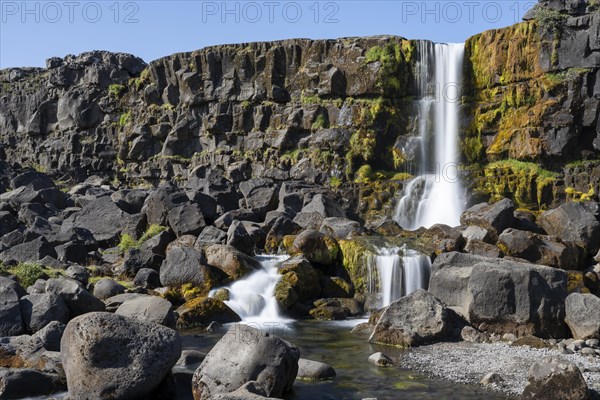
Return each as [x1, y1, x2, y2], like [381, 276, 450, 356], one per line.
[567, 271, 590, 294]
[118, 233, 139, 253]
[119, 112, 131, 127]
[531, 6, 567, 36]
[311, 114, 328, 131]
[355, 164, 375, 183]
[364, 41, 412, 98]
[108, 84, 126, 97]
[477, 159, 558, 209]
[329, 176, 342, 189]
[241, 100, 251, 110]
[565, 185, 596, 202]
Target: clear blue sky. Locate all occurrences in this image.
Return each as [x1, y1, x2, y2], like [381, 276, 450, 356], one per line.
[0, 0, 537, 68]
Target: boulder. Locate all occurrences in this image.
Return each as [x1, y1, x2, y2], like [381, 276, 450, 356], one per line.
[0, 212, 18, 236]
[208, 381, 281, 400]
[10, 171, 55, 191]
[292, 230, 339, 265]
[538, 201, 600, 258]
[368, 289, 465, 347]
[205, 244, 260, 280]
[195, 226, 227, 247]
[168, 204, 206, 237]
[0, 368, 66, 399]
[497, 228, 582, 270]
[276, 256, 321, 303]
[19, 293, 69, 333]
[64, 265, 90, 285]
[160, 246, 218, 292]
[238, 179, 279, 220]
[429, 252, 569, 338]
[32, 321, 66, 352]
[61, 312, 181, 400]
[176, 297, 240, 329]
[301, 194, 345, 218]
[141, 185, 189, 226]
[45, 278, 106, 317]
[264, 216, 302, 253]
[61, 196, 132, 244]
[296, 359, 336, 381]
[521, 356, 590, 400]
[0, 285, 24, 337]
[459, 198, 515, 240]
[115, 295, 176, 328]
[191, 324, 299, 400]
[133, 268, 161, 289]
[92, 278, 126, 300]
[461, 225, 491, 244]
[564, 293, 600, 340]
[226, 220, 255, 255]
[0, 236, 56, 263]
[319, 217, 363, 240]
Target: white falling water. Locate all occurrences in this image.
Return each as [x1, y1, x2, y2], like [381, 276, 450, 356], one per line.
[210, 254, 291, 324]
[370, 246, 432, 308]
[395, 42, 466, 229]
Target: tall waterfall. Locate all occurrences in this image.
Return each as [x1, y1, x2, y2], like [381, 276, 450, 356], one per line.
[396, 42, 466, 229]
[368, 246, 432, 308]
[210, 254, 290, 324]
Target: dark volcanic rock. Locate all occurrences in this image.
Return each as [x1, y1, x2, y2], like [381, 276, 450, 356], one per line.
[521, 356, 590, 400]
[460, 198, 516, 240]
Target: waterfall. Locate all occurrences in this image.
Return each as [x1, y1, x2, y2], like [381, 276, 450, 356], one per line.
[369, 246, 432, 308]
[210, 254, 290, 324]
[395, 42, 465, 229]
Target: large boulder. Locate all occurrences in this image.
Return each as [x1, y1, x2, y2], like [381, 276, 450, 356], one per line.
[61, 312, 181, 400]
[0, 236, 56, 263]
[205, 244, 261, 280]
[292, 230, 339, 265]
[301, 194, 345, 218]
[61, 196, 132, 244]
[564, 293, 600, 340]
[276, 256, 321, 305]
[538, 201, 600, 258]
[368, 289, 465, 347]
[159, 246, 218, 292]
[238, 179, 279, 220]
[19, 293, 69, 333]
[141, 185, 189, 226]
[0, 368, 66, 399]
[521, 356, 590, 400]
[191, 324, 299, 400]
[92, 278, 126, 300]
[296, 359, 336, 381]
[497, 228, 582, 270]
[459, 198, 515, 240]
[319, 217, 363, 240]
[429, 252, 569, 338]
[167, 204, 206, 237]
[115, 295, 176, 328]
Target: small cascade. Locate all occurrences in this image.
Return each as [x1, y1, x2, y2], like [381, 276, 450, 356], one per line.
[368, 246, 432, 308]
[395, 42, 466, 229]
[210, 254, 290, 324]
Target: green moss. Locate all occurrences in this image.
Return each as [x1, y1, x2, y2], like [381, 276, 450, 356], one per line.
[108, 84, 126, 97]
[479, 159, 558, 209]
[532, 6, 567, 35]
[241, 100, 251, 110]
[565, 186, 596, 202]
[364, 41, 412, 98]
[311, 114, 328, 131]
[355, 164, 375, 183]
[119, 112, 131, 127]
[329, 176, 342, 188]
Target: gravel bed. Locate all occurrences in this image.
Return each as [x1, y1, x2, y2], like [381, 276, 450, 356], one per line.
[400, 341, 600, 397]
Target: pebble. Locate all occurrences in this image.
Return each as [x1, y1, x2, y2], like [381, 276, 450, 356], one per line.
[481, 372, 503, 385]
[368, 352, 394, 367]
[502, 333, 516, 342]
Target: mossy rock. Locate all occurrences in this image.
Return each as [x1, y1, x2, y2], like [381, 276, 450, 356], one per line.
[309, 305, 349, 321]
[212, 288, 231, 302]
[567, 271, 590, 294]
[321, 276, 355, 298]
[279, 256, 322, 301]
[176, 297, 240, 329]
[274, 280, 299, 310]
[292, 230, 340, 265]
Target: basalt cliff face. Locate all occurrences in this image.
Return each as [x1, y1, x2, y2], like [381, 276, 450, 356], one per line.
[0, 0, 599, 216]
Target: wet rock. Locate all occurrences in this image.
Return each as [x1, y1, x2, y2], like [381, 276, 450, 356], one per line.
[296, 359, 336, 381]
[160, 246, 218, 291]
[369, 289, 465, 347]
[176, 297, 240, 329]
[565, 293, 600, 340]
[205, 244, 260, 280]
[61, 312, 181, 400]
[191, 324, 299, 400]
[292, 229, 339, 265]
[367, 352, 394, 367]
[521, 356, 590, 400]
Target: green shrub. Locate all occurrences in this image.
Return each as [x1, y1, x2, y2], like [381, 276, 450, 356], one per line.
[311, 114, 328, 131]
[139, 224, 167, 244]
[1, 263, 53, 287]
[119, 112, 131, 127]
[118, 233, 139, 253]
